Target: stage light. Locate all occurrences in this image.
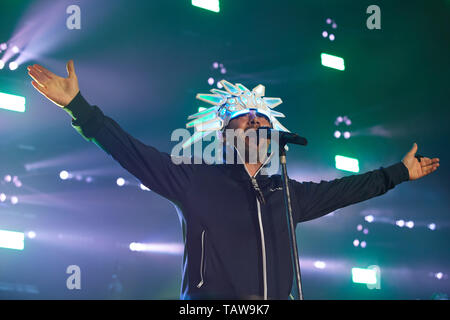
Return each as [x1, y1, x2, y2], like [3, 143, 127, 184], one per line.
[406, 221, 414, 229]
[360, 241, 367, 248]
[75, 175, 82, 181]
[357, 224, 363, 231]
[364, 215, 374, 223]
[0, 229, 24, 250]
[334, 130, 341, 138]
[353, 239, 360, 247]
[217, 82, 223, 89]
[192, 0, 220, 13]
[208, 77, 214, 85]
[352, 267, 377, 285]
[0, 43, 7, 50]
[0, 92, 26, 113]
[435, 272, 443, 280]
[321, 53, 345, 71]
[85, 177, 93, 183]
[428, 223, 436, 230]
[396, 220, 405, 227]
[343, 131, 350, 139]
[329, 34, 335, 41]
[4, 175, 12, 182]
[212, 62, 219, 69]
[345, 119, 352, 126]
[0, 60, 4, 70]
[140, 183, 150, 191]
[59, 170, 69, 180]
[116, 177, 125, 186]
[9, 61, 18, 70]
[0, 193, 6, 202]
[220, 67, 226, 74]
[332, 23, 337, 29]
[326, 18, 332, 24]
[363, 228, 369, 234]
[10, 196, 18, 205]
[27, 231, 36, 239]
[12, 46, 20, 53]
[129, 242, 142, 251]
[129, 242, 183, 254]
[335, 155, 359, 173]
[314, 261, 326, 269]
[322, 31, 328, 38]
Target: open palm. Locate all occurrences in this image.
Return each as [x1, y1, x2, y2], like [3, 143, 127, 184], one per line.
[27, 60, 79, 108]
[402, 143, 439, 180]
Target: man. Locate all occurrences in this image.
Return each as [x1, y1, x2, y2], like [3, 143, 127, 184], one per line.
[27, 60, 439, 300]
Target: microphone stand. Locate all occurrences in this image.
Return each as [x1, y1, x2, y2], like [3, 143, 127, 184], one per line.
[279, 142, 304, 300]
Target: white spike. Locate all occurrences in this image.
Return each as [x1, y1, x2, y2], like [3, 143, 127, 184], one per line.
[252, 84, 265, 97]
[220, 80, 242, 95]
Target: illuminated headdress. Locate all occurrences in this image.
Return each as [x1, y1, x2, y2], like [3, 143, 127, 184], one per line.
[183, 80, 290, 148]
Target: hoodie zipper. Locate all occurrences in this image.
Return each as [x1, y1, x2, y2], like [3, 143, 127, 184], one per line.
[233, 146, 269, 299]
[256, 198, 268, 300]
[197, 230, 206, 288]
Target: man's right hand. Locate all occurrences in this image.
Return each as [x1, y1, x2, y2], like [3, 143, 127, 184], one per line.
[27, 60, 79, 108]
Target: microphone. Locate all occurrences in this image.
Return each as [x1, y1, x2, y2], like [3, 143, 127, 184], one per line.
[256, 127, 308, 146]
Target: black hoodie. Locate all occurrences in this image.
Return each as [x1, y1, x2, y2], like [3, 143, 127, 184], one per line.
[63, 92, 410, 299]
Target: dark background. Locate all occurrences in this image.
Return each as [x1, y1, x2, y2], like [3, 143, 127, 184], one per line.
[0, 0, 449, 299]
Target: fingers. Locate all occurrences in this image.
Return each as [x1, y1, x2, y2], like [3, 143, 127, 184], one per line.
[420, 157, 440, 167]
[423, 164, 439, 176]
[31, 80, 49, 98]
[420, 157, 440, 177]
[28, 67, 50, 87]
[407, 142, 418, 156]
[66, 60, 76, 78]
[32, 64, 56, 78]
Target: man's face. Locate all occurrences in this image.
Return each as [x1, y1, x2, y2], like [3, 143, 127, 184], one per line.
[223, 110, 272, 162]
[226, 110, 271, 132]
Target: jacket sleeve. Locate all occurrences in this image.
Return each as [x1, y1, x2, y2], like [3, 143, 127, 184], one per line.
[62, 91, 195, 206]
[291, 162, 410, 223]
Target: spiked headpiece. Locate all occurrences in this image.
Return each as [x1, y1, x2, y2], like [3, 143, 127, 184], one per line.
[183, 80, 290, 148]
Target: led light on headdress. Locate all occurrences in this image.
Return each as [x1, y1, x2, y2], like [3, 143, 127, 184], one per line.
[183, 80, 290, 148]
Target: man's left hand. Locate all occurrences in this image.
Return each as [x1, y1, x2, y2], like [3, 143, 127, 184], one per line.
[402, 143, 440, 181]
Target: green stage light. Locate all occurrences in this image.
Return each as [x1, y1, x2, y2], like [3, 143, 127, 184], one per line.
[352, 266, 381, 289]
[192, 0, 220, 13]
[335, 155, 360, 173]
[352, 267, 377, 284]
[0, 92, 26, 113]
[321, 53, 345, 71]
[0, 229, 25, 250]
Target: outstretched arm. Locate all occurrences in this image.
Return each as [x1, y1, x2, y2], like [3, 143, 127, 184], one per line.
[27, 61, 194, 206]
[291, 144, 440, 223]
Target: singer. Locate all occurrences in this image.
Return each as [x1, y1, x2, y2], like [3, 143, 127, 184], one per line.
[27, 60, 440, 300]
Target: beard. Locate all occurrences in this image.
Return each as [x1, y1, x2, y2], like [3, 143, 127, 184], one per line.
[222, 127, 271, 164]
[239, 132, 270, 164]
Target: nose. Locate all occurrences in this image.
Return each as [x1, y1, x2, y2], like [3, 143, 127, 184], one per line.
[248, 111, 260, 127]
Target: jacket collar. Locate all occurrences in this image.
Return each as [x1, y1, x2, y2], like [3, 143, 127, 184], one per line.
[217, 144, 275, 182]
